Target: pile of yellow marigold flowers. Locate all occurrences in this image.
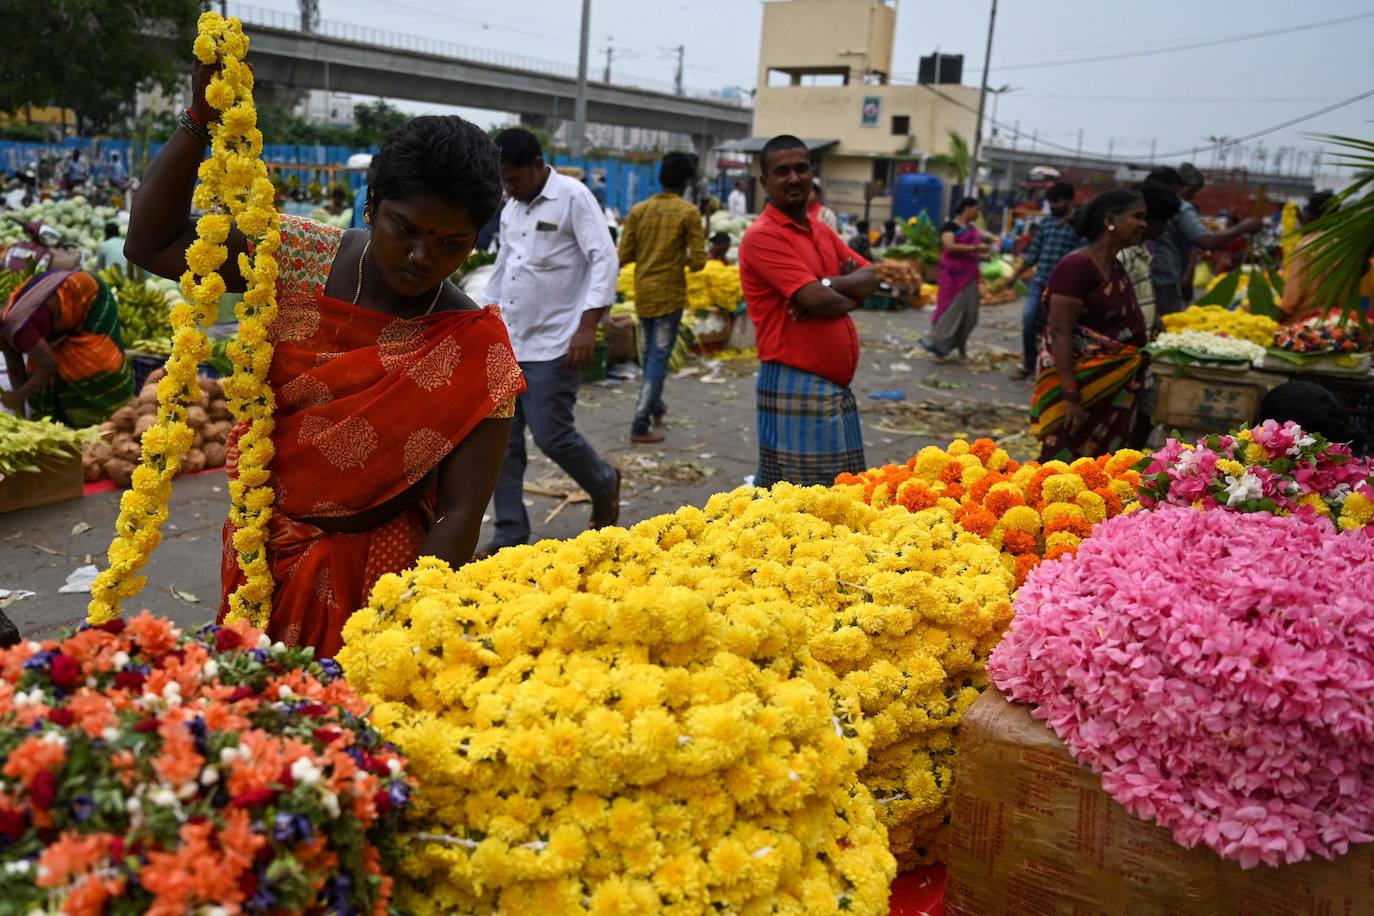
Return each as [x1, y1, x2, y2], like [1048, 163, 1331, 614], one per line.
[1161, 304, 1278, 347]
[837, 438, 1144, 586]
[618, 261, 742, 313]
[340, 484, 1013, 912]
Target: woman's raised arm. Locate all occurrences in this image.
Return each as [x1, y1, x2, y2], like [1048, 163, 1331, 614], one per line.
[124, 61, 250, 292]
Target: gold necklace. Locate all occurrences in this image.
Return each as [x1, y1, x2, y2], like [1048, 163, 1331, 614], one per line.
[353, 238, 444, 315]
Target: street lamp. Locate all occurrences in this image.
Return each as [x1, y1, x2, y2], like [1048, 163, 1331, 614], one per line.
[968, 0, 999, 196]
[986, 84, 1019, 140]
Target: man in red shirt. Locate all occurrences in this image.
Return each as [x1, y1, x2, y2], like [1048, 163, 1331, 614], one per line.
[739, 135, 880, 487]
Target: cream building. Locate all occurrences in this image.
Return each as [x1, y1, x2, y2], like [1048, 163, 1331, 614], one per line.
[739, 0, 978, 222]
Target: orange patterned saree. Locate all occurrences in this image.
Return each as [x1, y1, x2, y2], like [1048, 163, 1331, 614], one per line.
[218, 216, 525, 657]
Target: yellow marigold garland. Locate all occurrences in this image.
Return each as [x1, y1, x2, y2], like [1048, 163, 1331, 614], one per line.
[86, 12, 278, 625]
[1281, 200, 1300, 268]
[197, 13, 280, 627]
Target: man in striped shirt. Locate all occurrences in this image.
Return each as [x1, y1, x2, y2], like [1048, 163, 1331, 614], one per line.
[1003, 182, 1082, 378]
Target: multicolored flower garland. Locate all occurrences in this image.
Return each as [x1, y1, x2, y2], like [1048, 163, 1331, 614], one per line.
[1139, 421, 1374, 527]
[86, 12, 279, 627]
[0, 614, 412, 912]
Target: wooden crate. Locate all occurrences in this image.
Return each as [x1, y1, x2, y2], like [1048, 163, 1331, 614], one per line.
[0, 453, 84, 514]
[1152, 365, 1286, 435]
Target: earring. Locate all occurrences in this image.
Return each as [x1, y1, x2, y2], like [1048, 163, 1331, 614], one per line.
[363, 209, 371, 225]
[1108, 224, 1116, 231]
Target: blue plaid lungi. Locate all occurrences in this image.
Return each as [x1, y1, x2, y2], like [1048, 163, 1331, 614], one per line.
[756, 361, 866, 488]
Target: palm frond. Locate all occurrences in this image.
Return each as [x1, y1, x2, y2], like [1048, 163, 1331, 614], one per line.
[1298, 135, 1374, 323]
[926, 130, 973, 184]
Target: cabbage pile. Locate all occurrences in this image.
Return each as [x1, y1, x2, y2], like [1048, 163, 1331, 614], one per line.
[0, 196, 123, 264]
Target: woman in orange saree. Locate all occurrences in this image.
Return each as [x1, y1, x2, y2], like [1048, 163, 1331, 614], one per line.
[125, 78, 524, 656]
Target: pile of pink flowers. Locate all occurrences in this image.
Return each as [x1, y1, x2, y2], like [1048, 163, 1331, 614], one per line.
[989, 507, 1374, 868]
[1137, 421, 1374, 527]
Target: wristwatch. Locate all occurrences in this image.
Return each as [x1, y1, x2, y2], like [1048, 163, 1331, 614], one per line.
[820, 277, 833, 289]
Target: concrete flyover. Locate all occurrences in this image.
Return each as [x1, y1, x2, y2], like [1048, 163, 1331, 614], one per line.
[242, 25, 752, 142]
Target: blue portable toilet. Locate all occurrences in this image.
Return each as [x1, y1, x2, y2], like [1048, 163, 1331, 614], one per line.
[892, 173, 944, 223]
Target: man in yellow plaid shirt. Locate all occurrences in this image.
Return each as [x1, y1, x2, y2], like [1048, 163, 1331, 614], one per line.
[618, 152, 707, 443]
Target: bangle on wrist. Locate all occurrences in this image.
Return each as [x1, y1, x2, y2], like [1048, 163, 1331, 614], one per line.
[184, 106, 208, 126]
[178, 110, 211, 146]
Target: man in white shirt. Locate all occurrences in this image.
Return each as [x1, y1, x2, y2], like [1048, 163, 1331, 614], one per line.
[481, 129, 621, 554]
[727, 180, 748, 218]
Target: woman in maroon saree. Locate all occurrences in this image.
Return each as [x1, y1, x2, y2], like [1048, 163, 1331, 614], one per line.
[125, 62, 523, 656]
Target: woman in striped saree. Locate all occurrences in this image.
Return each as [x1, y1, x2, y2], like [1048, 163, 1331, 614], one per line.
[1, 270, 134, 425]
[1032, 190, 1148, 462]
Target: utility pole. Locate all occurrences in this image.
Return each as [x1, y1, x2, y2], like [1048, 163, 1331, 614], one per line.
[1106, 137, 1114, 160]
[1012, 119, 1020, 152]
[298, 0, 320, 33]
[968, 0, 998, 195]
[603, 39, 613, 83]
[673, 45, 685, 97]
[1149, 138, 1157, 163]
[1075, 128, 1083, 161]
[571, 0, 591, 158]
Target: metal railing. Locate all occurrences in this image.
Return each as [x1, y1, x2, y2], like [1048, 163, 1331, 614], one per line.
[227, 2, 748, 107]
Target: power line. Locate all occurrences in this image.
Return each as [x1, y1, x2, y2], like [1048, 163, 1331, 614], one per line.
[1013, 93, 1342, 104]
[916, 81, 1374, 163]
[963, 11, 1374, 73]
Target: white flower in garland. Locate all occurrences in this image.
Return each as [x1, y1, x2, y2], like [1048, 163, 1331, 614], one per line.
[1154, 330, 1265, 363]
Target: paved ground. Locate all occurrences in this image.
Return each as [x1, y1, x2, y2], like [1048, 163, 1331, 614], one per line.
[0, 301, 1034, 639]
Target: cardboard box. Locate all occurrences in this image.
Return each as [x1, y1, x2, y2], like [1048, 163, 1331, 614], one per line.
[0, 453, 83, 514]
[1151, 364, 1288, 435]
[945, 687, 1374, 916]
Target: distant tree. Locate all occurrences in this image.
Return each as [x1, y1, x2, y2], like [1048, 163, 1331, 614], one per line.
[0, 0, 202, 134]
[255, 103, 357, 146]
[353, 100, 408, 146]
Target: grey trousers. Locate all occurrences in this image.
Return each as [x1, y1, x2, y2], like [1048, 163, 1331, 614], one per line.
[492, 356, 618, 547]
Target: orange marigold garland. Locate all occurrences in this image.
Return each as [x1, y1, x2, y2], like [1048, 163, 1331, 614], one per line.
[837, 440, 1145, 585]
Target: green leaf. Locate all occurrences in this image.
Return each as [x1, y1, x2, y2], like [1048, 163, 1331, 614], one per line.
[1299, 134, 1374, 326]
[1247, 271, 1278, 319]
[1195, 268, 1244, 307]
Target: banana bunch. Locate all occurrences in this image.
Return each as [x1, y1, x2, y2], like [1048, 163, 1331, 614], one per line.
[0, 268, 33, 307]
[103, 266, 175, 343]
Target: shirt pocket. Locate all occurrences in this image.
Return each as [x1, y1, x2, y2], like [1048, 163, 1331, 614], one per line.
[526, 223, 567, 270]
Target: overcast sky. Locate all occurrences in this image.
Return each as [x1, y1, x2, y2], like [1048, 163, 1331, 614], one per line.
[240, 0, 1374, 175]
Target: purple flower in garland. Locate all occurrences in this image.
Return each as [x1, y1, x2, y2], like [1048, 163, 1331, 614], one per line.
[21, 650, 55, 673]
[272, 811, 315, 845]
[324, 874, 355, 915]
